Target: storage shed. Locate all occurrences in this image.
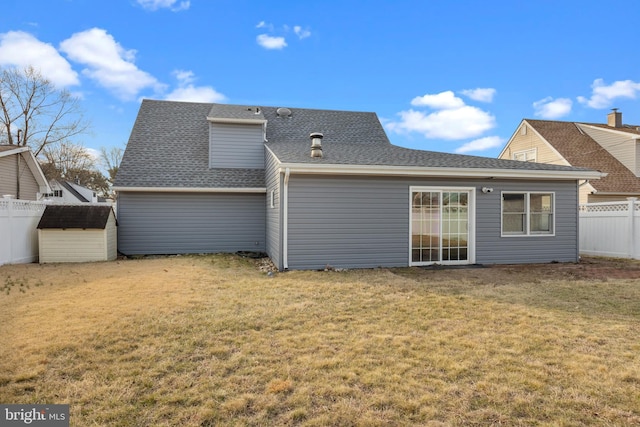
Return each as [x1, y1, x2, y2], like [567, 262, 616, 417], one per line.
[37, 205, 117, 263]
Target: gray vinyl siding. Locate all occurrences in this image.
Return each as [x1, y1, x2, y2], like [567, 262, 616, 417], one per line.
[286, 176, 408, 270]
[0, 154, 40, 200]
[475, 180, 578, 264]
[264, 150, 281, 268]
[117, 192, 266, 255]
[285, 176, 579, 270]
[209, 123, 265, 169]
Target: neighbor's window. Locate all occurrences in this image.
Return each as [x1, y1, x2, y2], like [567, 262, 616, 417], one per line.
[513, 148, 537, 162]
[502, 192, 554, 236]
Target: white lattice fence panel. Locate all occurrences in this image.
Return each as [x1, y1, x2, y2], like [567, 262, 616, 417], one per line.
[579, 199, 640, 259]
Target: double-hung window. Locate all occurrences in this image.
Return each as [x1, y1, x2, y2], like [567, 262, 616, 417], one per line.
[512, 148, 537, 162]
[502, 192, 554, 236]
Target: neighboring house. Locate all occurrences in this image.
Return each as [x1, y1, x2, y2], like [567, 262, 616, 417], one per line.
[499, 109, 640, 204]
[114, 100, 603, 271]
[37, 205, 117, 263]
[0, 145, 51, 200]
[47, 180, 106, 204]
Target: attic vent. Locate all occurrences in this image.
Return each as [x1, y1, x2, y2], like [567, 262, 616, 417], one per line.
[276, 107, 292, 118]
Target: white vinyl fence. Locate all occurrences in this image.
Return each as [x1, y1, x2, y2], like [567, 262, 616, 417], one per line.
[0, 198, 46, 265]
[579, 198, 640, 259]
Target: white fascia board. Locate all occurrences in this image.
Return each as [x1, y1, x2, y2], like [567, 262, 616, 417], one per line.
[113, 186, 266, 193]
[0, 146, 29, 158]
[498, 119, 526, 159]
[526, 120, 572, 167]
[207, 118, 267, 125]
[276, 163, 606, 181]
[23, 150, 51, 193]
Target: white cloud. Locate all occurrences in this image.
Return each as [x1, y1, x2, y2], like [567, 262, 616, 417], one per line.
[411, 91, 465, 109]
[460, 88, 496, 103]
[164, 70, 226, 103]
[256, 34, 287, 50]
[577, 78, 640, 109]
[387, 106, 495, 140]
[533, 97, 572, 119]
[294, 26, 311, 39]
[137, 0, 190, 11]
[455, 136, 504, 154]
[256, 21, 273, 30]
[0, 31, 79, 88]
[388, 90, 496, 140]
[60, 28, 163, 100]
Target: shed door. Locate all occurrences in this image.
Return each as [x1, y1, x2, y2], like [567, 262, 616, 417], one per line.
[410, 188, 473, 266]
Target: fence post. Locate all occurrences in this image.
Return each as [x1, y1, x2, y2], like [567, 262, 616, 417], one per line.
[7, 197, 14, 263]
[628, 197, 637, 259]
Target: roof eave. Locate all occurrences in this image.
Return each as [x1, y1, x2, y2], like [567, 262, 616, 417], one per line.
[113, 186, 267, 193]
[276, 163, 606, 181]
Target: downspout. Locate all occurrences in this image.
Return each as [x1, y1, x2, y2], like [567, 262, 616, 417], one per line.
[283, 168, 290, 270]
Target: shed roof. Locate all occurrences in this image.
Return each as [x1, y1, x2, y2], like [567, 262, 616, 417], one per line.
[37, 205, 116, 229]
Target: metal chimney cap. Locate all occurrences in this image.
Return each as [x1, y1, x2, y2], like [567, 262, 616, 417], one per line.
[310, 132, 324, 139]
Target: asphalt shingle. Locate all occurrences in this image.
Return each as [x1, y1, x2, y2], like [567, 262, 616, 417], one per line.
[525, 119, 640, 193]
[115, 100, 596, 189]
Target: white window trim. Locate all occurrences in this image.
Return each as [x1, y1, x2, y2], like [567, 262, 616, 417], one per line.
[512, 148, 537, 162]
[501, 191, 555, 237]
[408, 186, 476, 266]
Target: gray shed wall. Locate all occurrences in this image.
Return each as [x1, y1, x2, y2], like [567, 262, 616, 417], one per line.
[284, 175, 578, 270]
[117, 192, 266, 255]
[209, 123, 264, 169]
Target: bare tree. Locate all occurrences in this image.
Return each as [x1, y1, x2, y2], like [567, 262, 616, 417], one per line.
[40, 141, 110, 197]
[0, 66, 89, 156]
[99, 145, 124, 183]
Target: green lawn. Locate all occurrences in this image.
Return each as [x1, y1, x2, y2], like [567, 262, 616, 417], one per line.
[1, 254, 639, 426]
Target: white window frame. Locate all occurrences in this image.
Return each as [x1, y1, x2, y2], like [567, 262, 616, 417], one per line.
[501, 191, 555, 237]
[409, 186, 476, 266]
[512, 148, 537, 162]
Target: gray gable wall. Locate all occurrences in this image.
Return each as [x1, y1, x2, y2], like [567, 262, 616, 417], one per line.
[115, 100, 264, 189]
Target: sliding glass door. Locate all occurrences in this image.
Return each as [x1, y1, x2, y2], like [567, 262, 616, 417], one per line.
[411, 188, 472, 265]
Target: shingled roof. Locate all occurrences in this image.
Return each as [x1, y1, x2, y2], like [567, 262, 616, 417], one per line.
[115, 100, 598, 189]
[114, 100, 265, 189]
[37, 205, 116, 229]
[525, 119, 640, 194]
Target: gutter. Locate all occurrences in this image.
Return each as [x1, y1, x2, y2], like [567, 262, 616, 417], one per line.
[112, 186, 266, 193]
[275, 163, 606, 181]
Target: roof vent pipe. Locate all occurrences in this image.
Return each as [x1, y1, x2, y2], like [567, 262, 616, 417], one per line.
[310, 132, 323, 158]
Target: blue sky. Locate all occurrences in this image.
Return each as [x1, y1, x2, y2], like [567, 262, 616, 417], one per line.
[2, 0, 640, 160]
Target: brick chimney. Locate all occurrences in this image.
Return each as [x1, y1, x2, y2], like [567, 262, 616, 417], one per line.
[607, 108, 622, 128]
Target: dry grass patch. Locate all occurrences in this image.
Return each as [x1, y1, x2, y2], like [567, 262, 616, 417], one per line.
[1, 255, 639, 426]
